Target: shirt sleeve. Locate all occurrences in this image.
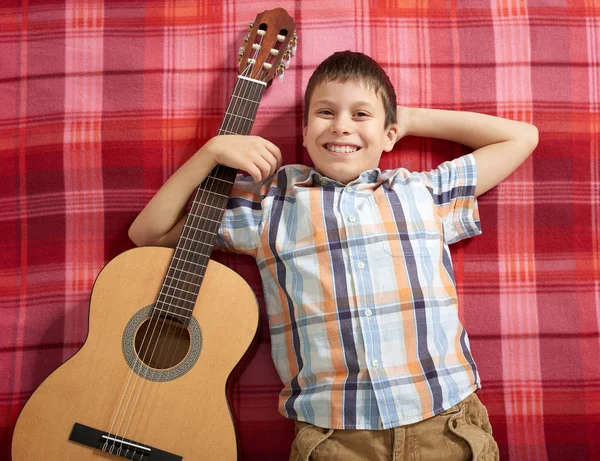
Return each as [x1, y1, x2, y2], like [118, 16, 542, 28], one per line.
[213, 173, 271, 256]
[422, 153, 482, 244]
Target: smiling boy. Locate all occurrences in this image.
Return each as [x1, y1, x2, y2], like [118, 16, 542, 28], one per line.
[129, 51, 538, 460]
[303, 78, 397, 183]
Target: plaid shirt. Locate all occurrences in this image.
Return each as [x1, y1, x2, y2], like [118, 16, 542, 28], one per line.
[215, 153, 482, 430]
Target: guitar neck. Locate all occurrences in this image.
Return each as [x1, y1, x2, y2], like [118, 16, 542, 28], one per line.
[155, 76, 267, 324]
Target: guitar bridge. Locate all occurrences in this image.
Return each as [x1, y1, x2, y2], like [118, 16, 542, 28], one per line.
[69, 423, 182, 461]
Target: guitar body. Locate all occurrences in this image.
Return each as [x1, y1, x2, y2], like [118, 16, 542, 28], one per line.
[12, 246, 259, 460]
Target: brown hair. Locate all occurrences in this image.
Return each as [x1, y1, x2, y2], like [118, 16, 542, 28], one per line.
[303, 51, 397, 128]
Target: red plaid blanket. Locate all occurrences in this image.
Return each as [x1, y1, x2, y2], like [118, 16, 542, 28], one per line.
[1, 1, 599, 460]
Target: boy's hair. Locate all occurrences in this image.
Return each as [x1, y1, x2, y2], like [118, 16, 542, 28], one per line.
[303, 51, 398, 128]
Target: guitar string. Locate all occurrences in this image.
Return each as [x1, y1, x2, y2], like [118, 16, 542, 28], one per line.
[123, 67, 261, 451]
[130, 34, 269, 425]
[150, 31, 270, 371]
[159, 57, 263, 366]
[141, 40, 266, 392]
[111, 46, 265, 452]
[109, 69, 255, 454]
[152, 63, 263, 370]
[108, 24, 276, 450]
[133, 69, 258, 392]
[102, 74, 253, 456]
[145, 36, 271, 399]
[103, 25, 281, 454]
[100, 64, 255, 455]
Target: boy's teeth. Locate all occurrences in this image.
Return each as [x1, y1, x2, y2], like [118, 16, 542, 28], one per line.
[326, 144, 358, 153]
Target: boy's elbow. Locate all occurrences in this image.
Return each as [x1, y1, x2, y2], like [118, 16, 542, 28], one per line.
[524, 123, 539, 152]
[128, 224, 151, 247]
[516, 123, 539, 161]
[128, 225, 142, 247]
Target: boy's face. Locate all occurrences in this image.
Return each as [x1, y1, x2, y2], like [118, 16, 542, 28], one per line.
[303, 79, 398, 184]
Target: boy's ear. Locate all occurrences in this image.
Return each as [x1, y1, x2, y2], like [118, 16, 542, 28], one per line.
[383, 124, 399, 152]
[302, 123, 307, 147]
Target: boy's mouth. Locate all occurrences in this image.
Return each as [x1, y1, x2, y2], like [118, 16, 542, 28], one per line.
[324, 143, 361, 154]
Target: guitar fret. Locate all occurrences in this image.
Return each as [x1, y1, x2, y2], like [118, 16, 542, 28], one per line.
[164, 274, 202, 286]
[158, 291, 196, 306]
[196, 202, 225, 212]
[232, 94, 260, 105]
[224, 111, 254, 122]
[179, 235, 215, 246]
[187, 216, 221, 225]
[196, 187, 230, 200]
[153, 308, 190, 321]
[176, 245, 211, 256]
[156, 300, 193, 313]
[169, 265, 206, 276]
[161, 284, 198, 296]
[171, 255, 209, 265]
[181, 227, 216, 238]
[202, 190, 229, 199]
[207, 176, 233, 185]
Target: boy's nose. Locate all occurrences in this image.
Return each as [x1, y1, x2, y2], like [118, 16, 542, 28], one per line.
[330, 117, 353, 135]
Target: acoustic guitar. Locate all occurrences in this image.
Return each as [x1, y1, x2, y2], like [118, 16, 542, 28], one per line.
[12, 8, 297, 461]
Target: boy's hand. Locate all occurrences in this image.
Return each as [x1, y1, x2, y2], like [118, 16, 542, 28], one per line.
[203, 135, 282, 182]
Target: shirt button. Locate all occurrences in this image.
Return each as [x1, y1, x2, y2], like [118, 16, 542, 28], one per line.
[320, 178, 327, 185]
[348, 215, 356, 222]
[365, 309, 372, 317]
[357, 261, 365, 270]
[372, 359, 379, 367]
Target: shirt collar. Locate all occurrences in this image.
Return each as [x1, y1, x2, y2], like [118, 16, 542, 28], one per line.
[295, 168, 394, 189]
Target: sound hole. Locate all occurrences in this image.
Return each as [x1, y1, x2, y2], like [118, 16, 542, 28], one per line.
[134, 315, 191, 369]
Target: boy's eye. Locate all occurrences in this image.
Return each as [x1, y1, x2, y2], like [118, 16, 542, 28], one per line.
[355, 111, 369, 117]
[317, 109, 333, 115]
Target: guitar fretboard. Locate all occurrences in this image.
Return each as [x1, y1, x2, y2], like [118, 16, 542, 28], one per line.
[154, 77, 266, 324]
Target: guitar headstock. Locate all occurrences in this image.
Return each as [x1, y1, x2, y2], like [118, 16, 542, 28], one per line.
[237, 8, 297, 85]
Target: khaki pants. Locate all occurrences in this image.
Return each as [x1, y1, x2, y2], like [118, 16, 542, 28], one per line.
[289, 392, 499, 461]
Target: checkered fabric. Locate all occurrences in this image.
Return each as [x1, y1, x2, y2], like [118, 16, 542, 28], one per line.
[1, 1, 598, 460]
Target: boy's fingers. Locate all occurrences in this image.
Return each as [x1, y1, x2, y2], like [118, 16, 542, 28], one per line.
[262, 139, 282, 164]
[261, 148, 279, 175]
[246, 164, 262, 182]
[253, 157, 272, 181]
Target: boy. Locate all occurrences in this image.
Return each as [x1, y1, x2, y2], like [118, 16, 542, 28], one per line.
[128, 51, 538, 460]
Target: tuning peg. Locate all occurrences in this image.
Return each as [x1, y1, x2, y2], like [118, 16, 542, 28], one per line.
[277, 64, 285, 82]
[290, 33, 298, 55]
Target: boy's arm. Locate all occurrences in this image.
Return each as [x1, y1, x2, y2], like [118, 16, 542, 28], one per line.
[128, 135, 281, 248]
[397, 107, 539, 197]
